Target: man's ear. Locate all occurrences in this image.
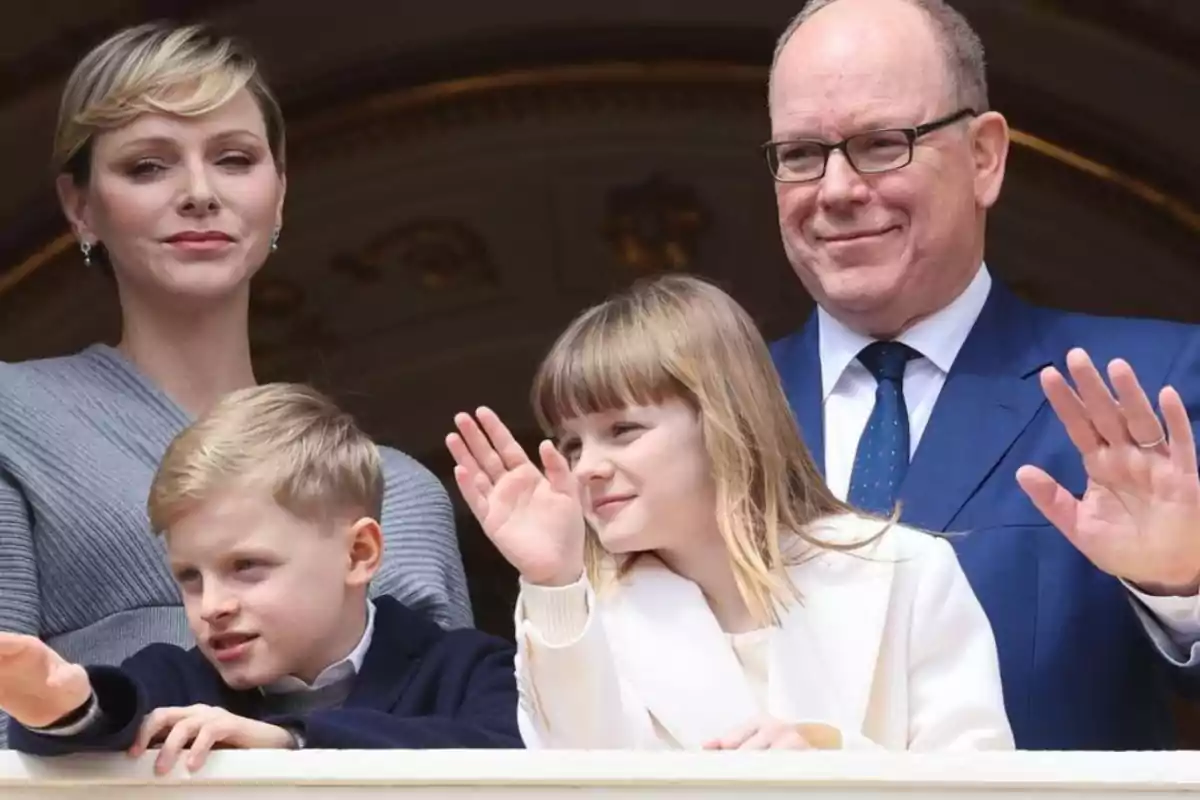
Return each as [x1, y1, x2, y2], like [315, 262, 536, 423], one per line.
[970, 110, 1010, 210]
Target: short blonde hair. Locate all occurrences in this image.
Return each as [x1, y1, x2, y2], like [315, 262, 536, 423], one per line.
[532, 274, 881, 627]
[55, 21, 286, 182]
[148, 383, 383, 535]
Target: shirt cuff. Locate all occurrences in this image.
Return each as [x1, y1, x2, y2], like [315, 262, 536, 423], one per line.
[26, 692, 103, 737]
[518, 574, 591, 647]
[1124, 580, 1200, 667]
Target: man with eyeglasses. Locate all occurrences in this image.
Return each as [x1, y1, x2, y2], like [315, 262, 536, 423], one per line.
[767, 0, 1200, 751]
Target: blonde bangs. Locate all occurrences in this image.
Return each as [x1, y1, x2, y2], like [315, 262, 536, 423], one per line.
[77, 67, 251, 130]
[532, 302, 689, 435]
[55, 23, 283, 175]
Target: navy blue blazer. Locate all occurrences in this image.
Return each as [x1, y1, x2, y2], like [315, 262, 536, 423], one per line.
[771, 282, 1200, 750]
[9, 596, 522, 754]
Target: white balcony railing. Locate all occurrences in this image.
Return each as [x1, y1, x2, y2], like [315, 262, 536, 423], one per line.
[3, 750, 1200, 798]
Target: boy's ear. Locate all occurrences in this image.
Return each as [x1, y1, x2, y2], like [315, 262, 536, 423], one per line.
[345, 517, 383, 588]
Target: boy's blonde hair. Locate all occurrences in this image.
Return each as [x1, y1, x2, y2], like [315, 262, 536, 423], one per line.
[148, 383, 383, 535]
[532, 274, 884, 627]
[55, 21, 286, 182]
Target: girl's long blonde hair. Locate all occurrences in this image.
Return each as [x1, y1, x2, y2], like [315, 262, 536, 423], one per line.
[532, 274, 884, 627]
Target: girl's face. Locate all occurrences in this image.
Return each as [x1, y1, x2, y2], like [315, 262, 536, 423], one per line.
[558, 397, 717, 556]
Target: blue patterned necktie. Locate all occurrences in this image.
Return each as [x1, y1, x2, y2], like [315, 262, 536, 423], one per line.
[847, 341, 918, 515]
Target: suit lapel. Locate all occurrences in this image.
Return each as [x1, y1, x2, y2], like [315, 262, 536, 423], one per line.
[771, 320, 825, 475]
[603, 559, 759, 747]
[772, 518, 895, 730]
[899, 285, 1052, 531]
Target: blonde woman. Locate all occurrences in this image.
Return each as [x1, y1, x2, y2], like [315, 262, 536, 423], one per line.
[0, 23, 470, 746]
[447, 275, 1013, 751]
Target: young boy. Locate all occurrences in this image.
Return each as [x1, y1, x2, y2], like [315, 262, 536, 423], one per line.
[0, 383, 522, 773]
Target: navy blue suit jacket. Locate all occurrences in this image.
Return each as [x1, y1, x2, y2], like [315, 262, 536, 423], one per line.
[771, 282, 1200, 750]
[9, 596, 522, 754]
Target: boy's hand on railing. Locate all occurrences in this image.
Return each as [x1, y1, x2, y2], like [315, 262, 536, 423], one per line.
[0, 633, 91, 729]
[129, 704, 295, 774]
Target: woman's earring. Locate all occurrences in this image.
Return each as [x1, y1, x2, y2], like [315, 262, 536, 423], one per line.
[270, 227, 280, 252]
[80, 240, 92, 267]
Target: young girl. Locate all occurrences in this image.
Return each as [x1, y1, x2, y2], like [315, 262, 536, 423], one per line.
[446, 275, 1013, 751]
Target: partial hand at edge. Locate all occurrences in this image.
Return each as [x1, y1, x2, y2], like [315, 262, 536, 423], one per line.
[0, 633, 92, 729]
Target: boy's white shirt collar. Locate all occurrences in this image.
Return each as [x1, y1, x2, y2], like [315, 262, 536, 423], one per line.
[261, 599, 377, 695]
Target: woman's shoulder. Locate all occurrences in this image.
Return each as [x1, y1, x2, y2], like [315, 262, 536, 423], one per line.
[0, 352, 76, 387]
[0, 351, 95, 422]
[0, 346, 117, 401]
[0, 346, 185, 463]
[375, 444, 452, 505]
[377, 443, 441, 483]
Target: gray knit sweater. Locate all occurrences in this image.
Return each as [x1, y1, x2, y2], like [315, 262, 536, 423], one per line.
[0, 345, 473, 747]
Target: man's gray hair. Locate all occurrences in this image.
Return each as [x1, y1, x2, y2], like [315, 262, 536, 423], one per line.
[770, 0, 989, 112]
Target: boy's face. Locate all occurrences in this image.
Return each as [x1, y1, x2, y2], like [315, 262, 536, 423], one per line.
[165, 488, 378, 690]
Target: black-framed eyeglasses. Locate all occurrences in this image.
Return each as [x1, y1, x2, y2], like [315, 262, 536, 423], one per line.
[762, 108, 977, 183]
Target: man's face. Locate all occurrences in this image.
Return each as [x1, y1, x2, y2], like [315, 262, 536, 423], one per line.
[768, 0, 1006, 337]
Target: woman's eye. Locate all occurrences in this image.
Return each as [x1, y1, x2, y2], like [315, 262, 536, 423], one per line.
[127, 160, 165, 178]
[218, 153, 255, 168]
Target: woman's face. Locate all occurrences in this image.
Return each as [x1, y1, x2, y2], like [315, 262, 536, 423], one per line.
[59, 88, 285, 304]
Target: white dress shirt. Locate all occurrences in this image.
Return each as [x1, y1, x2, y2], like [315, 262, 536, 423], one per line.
[816, 263, 1200, 664]
[819, 264, 992, 498]
[263, 599, 377, 694]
